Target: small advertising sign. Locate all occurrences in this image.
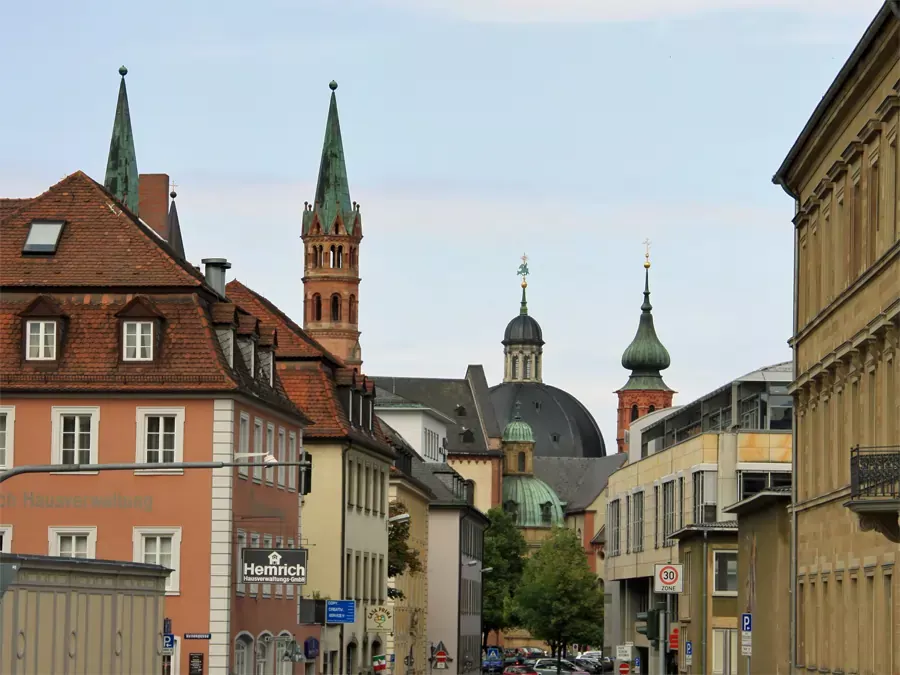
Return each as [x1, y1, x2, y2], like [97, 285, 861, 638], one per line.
[366, 605, 394, 633]
[241, 548, 307, 584]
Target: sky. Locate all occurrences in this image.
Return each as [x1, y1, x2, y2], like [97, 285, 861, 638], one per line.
[0, 0, 884, 449]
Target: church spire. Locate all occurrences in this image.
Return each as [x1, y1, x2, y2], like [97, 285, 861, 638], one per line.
[312, 80, 352, 234]
[619, 241, 672, 391]
[166, 187, 186, 259]
[104, 66, 139, 215]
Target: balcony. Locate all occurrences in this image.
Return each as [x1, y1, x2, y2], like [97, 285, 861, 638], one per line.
[846, 445, 900, 543]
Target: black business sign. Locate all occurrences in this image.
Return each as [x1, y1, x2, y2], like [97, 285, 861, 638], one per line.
[241, 548, 308, 584]
[188, 652, 204, 675]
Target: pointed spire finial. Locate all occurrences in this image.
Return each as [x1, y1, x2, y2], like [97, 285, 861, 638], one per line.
[329, 80, 338, 91]
[105, 65, 139, 215]
[643, 238, 651, 269]
[516, 253, 530, 315]
[514, 400, 522, 420]
[170, 180, 178, 199]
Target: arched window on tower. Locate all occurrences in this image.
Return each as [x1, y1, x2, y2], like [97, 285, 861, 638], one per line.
[331, 294, 341, 322]
[330, 245, 336, 268]
[308, 247, 316, 268]
[512, 356, 519, 379]
[631, 404, 639, 422]
[350, 247, 356, 268]
[313, 294, 322, 322]
[649, 405, 656, 413]
[524, 356, 532, 379]
[348, 295, 357, 323]
[535, 355, 541, 378]
[317, 246, 324, 268]
[337, 246, 343, 269]
[517, 451, 526, 472]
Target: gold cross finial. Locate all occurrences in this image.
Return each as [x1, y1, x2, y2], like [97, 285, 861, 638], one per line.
[643, 238, 651, 268]
[169, 180, 178, 198]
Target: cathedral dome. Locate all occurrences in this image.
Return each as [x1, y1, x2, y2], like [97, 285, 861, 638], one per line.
[503, 314, 543, 346]
[502, 475, 566, 528]
[491, 382, 607, 458]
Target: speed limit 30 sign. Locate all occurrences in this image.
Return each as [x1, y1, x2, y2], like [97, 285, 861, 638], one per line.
[654, 563, 683, 593]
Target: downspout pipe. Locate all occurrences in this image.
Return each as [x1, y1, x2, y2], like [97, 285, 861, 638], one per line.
[702, 530, 708, 675]
[339, 442, 350, 675]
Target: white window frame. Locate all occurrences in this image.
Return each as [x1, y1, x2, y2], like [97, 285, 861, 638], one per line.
[632, 490, 644, 553]
[662, 480, 676, 544]
[275, 536, 284, 597]
[287, 432, 297, 491]
[133, 527, 182, 595]
[712, 549, 738, 597]
[134, 407, 185, 474]
[51, 406, 100, 471]
[276, 631, 293, 675]
[262, 534, 273, 596]
[256, 635, 272, 675]
[286, 538, 295, 598]
[234, 634, 254, 675]
[249, 534, 260, 595]
[25, 319, 57, 361]
[122, 320, 154, 361]
[48, 526, 97, 559]
[0, 406, 15, 470]
[692, 469, 718, 524]
[253, 419, 264, 482]
[265, 424, 275, 485]
[0, 525, 12, 553]
[236, 530, 247, 594]
[238, 413, 251, 479]
[277, 428, 286, 488]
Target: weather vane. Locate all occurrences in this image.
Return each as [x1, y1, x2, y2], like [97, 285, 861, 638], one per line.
[517, 253, 530, 287]
[643, 238, 651, 268]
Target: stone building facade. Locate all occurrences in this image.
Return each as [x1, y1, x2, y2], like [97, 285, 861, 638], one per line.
[773, 3, 900, 673]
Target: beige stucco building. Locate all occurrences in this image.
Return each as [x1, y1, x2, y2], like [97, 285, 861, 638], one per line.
[604, 362, 793, 674]
[772, 3, 900, 674]
[0, 553, 170, 674]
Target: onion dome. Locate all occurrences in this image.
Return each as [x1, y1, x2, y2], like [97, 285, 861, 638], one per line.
[619, 254, 672, 392]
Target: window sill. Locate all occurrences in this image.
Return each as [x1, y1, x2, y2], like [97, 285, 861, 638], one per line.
[712, 591, 738, 597]
[277, 484, 285, 490]
[164, 590, 181, 597]
[50, 470, 99, 475]
[252, 477, 263, 484]
[134, 469, 184, 476]
[237, 473, 249, 480]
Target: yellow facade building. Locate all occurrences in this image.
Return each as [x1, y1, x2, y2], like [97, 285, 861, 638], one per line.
[604, 362, 793, 674]
[382, 421, 434, 675]
[772, 3, 900, 674]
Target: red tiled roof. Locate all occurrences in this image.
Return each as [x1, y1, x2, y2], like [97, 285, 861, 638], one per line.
[278, 362, 349, 437]
[1, 172, 207, 288]
[0, 293, 234, 391]
[210, 302, 237, 325]
[226, 279, 343, 363]
[0, 198, 33, 221]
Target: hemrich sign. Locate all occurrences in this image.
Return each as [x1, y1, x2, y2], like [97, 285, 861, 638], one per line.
[241, 549, 308, 584]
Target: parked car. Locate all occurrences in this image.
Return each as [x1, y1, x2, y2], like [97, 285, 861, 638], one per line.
[573, 657, 604, 674]
[531, 658, 590, 674]
[503, 667, 539, 675]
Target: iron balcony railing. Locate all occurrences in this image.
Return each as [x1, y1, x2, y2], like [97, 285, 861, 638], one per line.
[850, 445, 900, 500]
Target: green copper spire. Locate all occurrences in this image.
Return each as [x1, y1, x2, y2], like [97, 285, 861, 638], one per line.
[104, 66, 139, 215]
[502, 401, 535, 443]
[619, 247, 672, 392]
[310, 80, 352, 234]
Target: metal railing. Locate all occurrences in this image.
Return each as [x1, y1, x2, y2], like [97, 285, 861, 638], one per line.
[850, 445, 900, 499]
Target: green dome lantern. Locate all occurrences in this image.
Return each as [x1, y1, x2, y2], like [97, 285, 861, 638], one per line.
[502, 401, 535, 443]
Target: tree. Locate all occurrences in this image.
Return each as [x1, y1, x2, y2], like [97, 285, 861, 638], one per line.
[482, 506, 528, 648]
[514, 527, 604, 673]
[387, 501, 423, 600]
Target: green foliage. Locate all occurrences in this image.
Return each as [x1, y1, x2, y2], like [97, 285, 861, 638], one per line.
[387, 501, 423, 600]
[482, 507, 528, 642]
[514, 527, 604, 656]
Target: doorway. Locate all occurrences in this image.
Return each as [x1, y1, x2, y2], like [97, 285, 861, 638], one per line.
[711, 629, 738, 675]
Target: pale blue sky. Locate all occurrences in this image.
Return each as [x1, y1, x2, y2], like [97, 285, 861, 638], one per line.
[0, 0, 882, 447]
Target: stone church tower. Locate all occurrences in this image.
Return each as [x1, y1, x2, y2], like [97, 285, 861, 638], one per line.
[301, 81, 364, 369]
[615, 248, 675, 454]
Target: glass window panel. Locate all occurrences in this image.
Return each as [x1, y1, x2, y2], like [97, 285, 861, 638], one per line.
[23, 222, 64, 251]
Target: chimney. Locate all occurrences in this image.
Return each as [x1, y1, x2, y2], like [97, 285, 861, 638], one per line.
[138, 174, 170, 239]
[201, 258, 231, 296]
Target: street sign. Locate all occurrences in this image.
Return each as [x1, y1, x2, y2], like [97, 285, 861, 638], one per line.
[615, 645, 631, 661]
[741, 612, 752, 656]
[669, 627, 679, 651]
[634, 656, 641, 669]
[618, 663, 631, 675]
[241, 548, 308, 584]
[184, 633, 211, 640]
[325, 600, 356, 624]
[434, 649, 448, 669]
[485, 647, 502, 667]
[685, 641, 693, 666]
[163, 633, 175, 656]
[741, 613, 752, 632]
[653, 563, 683, 593]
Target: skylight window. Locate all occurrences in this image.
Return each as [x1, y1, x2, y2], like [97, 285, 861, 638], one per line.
[22, 221, 64, 254]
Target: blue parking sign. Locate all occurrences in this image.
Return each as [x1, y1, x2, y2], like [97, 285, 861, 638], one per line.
[163, 634, 175, 650]
[741, 613, 752, 633]
[685, 641, 693, 656]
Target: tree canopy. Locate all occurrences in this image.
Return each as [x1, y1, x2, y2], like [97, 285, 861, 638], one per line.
[482, 506, 529, 646]
[387, 501, 423, 600]
[514, 527, 604, 662]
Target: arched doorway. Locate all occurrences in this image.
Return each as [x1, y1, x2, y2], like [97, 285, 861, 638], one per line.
[346, 640, 358, 675]
[371, 639, 382, 674]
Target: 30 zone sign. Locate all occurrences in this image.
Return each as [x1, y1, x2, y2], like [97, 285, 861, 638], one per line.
[654, 563, 683, 593]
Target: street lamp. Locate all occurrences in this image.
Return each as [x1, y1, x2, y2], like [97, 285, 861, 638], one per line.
[388, 512, 410, 524]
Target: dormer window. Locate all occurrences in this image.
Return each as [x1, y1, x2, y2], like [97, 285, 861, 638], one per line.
[123, 321, 154, 361]
[22, 220, 64, 254]
[455, 405, 467, 417]
[541, 502, 552, 525]
[26, 320, 57, 360]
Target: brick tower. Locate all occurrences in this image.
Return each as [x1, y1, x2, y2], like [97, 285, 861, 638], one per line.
[615, 245, 675, 453]
[301, 81, 364, 369]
